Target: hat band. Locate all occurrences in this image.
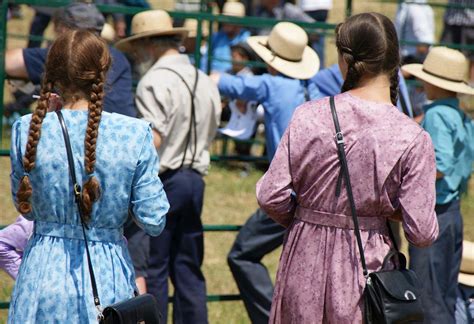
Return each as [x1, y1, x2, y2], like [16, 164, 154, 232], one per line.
[422, 67, 466, 84]
[260, 41, 302, 63]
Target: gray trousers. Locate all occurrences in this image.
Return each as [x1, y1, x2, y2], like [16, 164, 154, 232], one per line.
[227, 208, 286, 324]
[409, 199, 463, 324]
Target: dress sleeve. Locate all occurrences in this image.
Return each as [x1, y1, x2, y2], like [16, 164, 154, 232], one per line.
[256, 125, 296, 227]
[218, 74, 268, 103]
[10, 119, 25, 215]
[130, 127, 170, 237]
[398, 131, 438, 247]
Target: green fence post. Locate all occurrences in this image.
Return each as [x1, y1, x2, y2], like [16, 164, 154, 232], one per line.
[206, 1, 213, 74]
[194, 0, 205, 68]
[346, 0, 353, 17]
[0, 0, 8, 148]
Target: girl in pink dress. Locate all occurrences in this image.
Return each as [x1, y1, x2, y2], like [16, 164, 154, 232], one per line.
[256, 13, 439, 323]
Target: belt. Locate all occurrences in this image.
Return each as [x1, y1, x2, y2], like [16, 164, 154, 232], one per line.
[34, 221, 123, 242]
[295, 206, 387, 231]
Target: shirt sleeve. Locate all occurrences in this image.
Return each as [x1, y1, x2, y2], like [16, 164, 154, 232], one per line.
[135, 78, 173, 139]
[398, 131, 438, 247]
[256, 124, 296, 227]
[423, 108, 456, 176]
[409, 6, 435, 44]
[0, 241, 22, 279]
[130, 126, 170, 237]
[22, 48, 48, 84]
[218, 73, 269, 103]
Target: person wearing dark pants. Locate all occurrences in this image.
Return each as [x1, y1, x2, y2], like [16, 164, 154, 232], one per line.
[116, 10, 222, 323]
[28, 10, 51, 48]
[227, 208, 285, 323]
[148, 169, 207, 323]
[402, 47, 474, 323]
[409, 200, 463, 323]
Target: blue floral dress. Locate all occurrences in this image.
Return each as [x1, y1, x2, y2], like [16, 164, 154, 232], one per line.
[8, 110, 170, 323]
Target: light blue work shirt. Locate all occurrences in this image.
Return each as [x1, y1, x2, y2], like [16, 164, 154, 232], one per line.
[422, 98, 473, 204]
[218, 73, 322, 160]
[200, 29, 251, 73]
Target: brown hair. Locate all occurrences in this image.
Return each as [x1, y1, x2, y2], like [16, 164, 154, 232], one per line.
[17, 30, 111, 222]
[335, 12, 400, 105]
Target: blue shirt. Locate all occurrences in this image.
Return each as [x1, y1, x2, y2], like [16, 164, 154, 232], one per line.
[422, 98, 473, 204]
[310, 64, 414, 117]
[23, 46, 137, 117]
[200, 29, 250, 73]
[218, 73, 321, 159]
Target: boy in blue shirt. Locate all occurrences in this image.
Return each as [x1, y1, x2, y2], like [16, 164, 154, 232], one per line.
[403, 46, 474, 324]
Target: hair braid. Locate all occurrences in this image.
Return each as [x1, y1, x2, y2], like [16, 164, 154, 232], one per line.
[16, 81, 53, 214]
[389, 68, 399, 106]
[341, 53, 365, 93]
[80, 72, 105, 221]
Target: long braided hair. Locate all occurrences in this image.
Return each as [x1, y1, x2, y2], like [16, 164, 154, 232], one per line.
[335, 13, 400, 105]
[16, 30, 111, 222]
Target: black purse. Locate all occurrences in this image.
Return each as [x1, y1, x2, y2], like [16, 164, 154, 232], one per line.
[329, 96, 425, 324]
[56, 110, 161, 324]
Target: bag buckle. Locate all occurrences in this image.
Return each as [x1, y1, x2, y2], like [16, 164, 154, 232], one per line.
[96, 305, 104, 322]
[404, 290, 416, 300]
[335, 132, 344, 145]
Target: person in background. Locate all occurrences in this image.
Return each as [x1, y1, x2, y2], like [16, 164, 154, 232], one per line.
[403, 46, 474, 323]
[116, 10, 221, 324]
[395, 0, 434, 65]
[200, 1, 250, 73]
[8, 29, 169, 323]
[298, 0, 333, 67]
[441, 0, 474, 83]
[4, 2, 136, 118]
[455, 240, 474, 323]
[0, 216, 32, 279]
[211, 22, 321, 323]
[257, 13, 438, 323]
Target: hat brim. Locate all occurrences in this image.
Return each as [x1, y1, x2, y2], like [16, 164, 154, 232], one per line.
[247, 36, 320, 80]
[115, 28, 189, 53]
[402, 64, 474, 95]
[459, 272, 474, 287]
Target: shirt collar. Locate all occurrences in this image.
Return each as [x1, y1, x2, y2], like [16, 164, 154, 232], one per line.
[153, 54, 191, 69]
[424, 97, 459, 112]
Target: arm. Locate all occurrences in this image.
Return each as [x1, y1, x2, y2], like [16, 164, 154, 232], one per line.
[130, 127, 170, 236]
[217, 73, 269, 103]
[256, 125, 296, 227]
[398, 131, 438, 247]
[5, 48, 28, 79]
[135, 78, 172, 148]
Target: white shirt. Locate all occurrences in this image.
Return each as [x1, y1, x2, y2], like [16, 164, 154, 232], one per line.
[298, 0, 333, 11]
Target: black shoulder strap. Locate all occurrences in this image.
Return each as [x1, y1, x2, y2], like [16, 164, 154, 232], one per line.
[329, 96, 368, 276]
[156, 66, 199, 169]
[56, 111, 103, 319]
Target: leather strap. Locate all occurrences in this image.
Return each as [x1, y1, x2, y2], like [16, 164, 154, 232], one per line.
[156, 67, 199, 169]
[329, 96, 369, 277]
[56, 111, 103, 317]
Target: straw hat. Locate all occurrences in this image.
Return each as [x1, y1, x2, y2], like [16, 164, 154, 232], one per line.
[222, 1, 245, 17]
[247, 22, 319, 80]
[115, 10, 188, 53]
[100, 23, 116, 43]
[459, 240, 474, 287]
[402, 47, 474, 95]
[183, 19, 209, 39]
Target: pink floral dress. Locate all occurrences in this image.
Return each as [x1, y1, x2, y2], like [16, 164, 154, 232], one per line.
[256, 93, 439, 324]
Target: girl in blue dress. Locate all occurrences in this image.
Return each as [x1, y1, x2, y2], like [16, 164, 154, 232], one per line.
[8, 30, 169, 322]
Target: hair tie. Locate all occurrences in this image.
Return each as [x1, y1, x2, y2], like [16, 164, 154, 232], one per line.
[23, 171, 30, 177]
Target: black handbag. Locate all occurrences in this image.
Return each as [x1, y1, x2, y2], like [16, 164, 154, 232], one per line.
[329, 96, 425, 324]
[56, 110, 161, 324]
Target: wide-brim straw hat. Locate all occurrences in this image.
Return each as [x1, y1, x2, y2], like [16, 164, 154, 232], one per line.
[459, 240, 474, 287]
[402, 47, 474, 95]
[115, 10, 188, 53]
[222, 1, 246, 17]
[247, 22, 319, 80]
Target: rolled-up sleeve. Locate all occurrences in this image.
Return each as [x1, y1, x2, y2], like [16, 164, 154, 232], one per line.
[135, 79, 173, 139]
[256, 126, 296, 227]
[130, 127, 170, 236]
[399, 131, 438, 247]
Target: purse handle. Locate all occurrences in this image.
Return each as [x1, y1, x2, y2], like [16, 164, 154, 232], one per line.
[56, 110, 104, 320]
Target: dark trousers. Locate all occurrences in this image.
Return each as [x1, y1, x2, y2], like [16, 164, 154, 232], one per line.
[227, 208, 286, 324]
[409, 199, 463, 324]
[28, 11, 51, 48]
[147, 169, 208, 324]
[305, 9, 329, 68]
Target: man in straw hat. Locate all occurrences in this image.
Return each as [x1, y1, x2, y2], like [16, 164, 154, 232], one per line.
[211, 21, 321, 323]
[201, 1, 250, 73]
[455, 240, 474, 323]
[402, 46, 474, 323]
[115, 10, 221, 324]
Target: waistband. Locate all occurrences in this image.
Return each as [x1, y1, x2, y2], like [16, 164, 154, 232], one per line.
[34, 221, 123, 242]
[295, 206, 387, 231]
